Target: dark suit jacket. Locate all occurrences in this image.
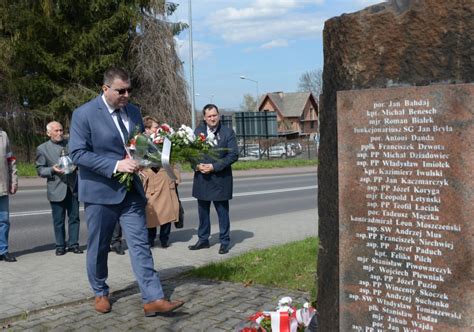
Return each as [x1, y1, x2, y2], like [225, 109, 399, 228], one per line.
[36, 139, 77, 202]
[192, 122, 239, 201]
[69, 95, 145, 204]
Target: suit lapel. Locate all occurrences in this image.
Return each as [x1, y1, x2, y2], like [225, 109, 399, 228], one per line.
[97, 96, 124, 143]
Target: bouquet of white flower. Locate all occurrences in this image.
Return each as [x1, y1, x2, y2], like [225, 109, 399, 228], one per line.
[115, 124, 218, 190]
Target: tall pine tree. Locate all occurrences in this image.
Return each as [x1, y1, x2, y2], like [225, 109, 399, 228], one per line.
[0, 0, 142, 124]
[0, 0, 189, 160]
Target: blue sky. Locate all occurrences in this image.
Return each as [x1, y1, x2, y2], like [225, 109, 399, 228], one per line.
[170, 0, 382, 110]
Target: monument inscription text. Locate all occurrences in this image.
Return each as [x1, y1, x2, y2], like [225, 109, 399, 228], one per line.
[337, 85, 473, 332]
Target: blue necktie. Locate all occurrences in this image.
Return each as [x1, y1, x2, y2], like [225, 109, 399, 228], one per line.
[114, 109, 129, 142]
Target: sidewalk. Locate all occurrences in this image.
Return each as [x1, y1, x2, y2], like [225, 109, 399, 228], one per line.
[3, 167, 318, 330]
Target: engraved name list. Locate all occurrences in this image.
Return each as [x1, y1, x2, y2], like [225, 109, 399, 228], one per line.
[337, 86, 472, 332]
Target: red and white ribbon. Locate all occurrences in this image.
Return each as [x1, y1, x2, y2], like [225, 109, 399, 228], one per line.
[244, 297, 316, 332]
[269, 311, 290, 332]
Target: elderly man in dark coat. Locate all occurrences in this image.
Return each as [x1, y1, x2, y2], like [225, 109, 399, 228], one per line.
[189, 104, 239, 254]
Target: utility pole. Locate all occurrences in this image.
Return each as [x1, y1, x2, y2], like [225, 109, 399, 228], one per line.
[188, 0, 196, 128]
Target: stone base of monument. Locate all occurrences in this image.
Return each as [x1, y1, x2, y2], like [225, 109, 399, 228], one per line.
[316, 0, 473, 330]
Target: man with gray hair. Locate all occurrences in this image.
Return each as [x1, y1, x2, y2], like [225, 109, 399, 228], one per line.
[36, 121, 82, 256]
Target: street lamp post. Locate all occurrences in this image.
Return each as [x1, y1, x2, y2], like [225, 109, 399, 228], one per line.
[188, 0, 196, 129]
[239, 75, 259, 110]
[195, 93, 214, 103]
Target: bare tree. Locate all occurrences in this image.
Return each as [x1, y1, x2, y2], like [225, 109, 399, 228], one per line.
[130, 11, 190, 127]
[297, 68, 323, 100]
[239, 93, 257, 112]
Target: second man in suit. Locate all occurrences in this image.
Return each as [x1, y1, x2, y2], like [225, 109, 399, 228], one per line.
[36, 121, 82, 256]
[189, 104, 239, 254]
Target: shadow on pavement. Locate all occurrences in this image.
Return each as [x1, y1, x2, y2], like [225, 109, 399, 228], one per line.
[13, 229, 253, 258]
[109, 265, 198, 304]
[167, 228, 254, 249]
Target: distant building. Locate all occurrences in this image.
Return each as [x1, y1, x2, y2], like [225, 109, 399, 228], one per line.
[257, 91, 318, 136]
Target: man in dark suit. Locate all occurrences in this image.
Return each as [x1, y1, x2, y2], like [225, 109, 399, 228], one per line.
[189, 104, 239, 254]
[36, 121, 82, 256]
[69, 67, 183, 316]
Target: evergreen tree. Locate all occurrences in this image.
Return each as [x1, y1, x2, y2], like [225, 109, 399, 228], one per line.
[0, 0, 146, 124]
[0, 0, 189, 160]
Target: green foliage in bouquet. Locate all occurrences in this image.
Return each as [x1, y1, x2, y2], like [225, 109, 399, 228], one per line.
[114, 124, 221, 190]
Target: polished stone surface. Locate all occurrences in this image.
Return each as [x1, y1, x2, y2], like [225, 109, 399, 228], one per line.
[338, 84, 473, 331]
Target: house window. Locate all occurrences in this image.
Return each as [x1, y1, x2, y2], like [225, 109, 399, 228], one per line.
[311, 121, 315, 129]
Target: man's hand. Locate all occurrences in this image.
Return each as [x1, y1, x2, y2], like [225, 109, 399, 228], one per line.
[10, 184, 17, 195]
[52, 165, 65, 175]
[198, 163, 214, 174]
[117, 159, 139, 173]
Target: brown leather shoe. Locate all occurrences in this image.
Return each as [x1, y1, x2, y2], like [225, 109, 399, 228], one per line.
[94, 296, 111, 313]
[143, 299, 184, 317]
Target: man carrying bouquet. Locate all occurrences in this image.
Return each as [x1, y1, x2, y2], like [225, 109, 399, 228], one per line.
[69, 66, 184, 316]
[189, 104, 239, 254]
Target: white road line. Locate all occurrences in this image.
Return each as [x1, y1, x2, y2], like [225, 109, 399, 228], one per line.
[16, 173, 316, 193]
[11, 208, 85, 217]
[17, 189, 46, 194]
[233, 185, 317, 197]
[11, 185, 317, 218]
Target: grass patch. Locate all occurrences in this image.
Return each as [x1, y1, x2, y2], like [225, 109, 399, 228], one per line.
[179, 158, 317, 172]
[233, 158, 317, 170]
[17, 158, 317, 176]
[17, 162, 37, 177]
[186, 237, 318, 303]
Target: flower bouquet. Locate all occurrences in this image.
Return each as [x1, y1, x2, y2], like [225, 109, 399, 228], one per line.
[114, 124, 217, 190]
[237, 297, 317, 332]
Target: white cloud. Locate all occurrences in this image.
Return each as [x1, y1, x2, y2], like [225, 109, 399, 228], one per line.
[355, 0, 386, 5]
[260, 39, 289, 49]
[255, 0, 323, 8]
[207, 3, 324, 44]
[175, 37, 213, 62]
[170, 0, 325, 60]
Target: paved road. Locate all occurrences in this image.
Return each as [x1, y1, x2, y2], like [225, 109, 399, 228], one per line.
[1, 167, 318, 331]
[9, 172, 317, 254]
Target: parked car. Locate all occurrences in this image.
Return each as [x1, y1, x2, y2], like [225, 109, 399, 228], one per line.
[289, 142, 303, 155]
[239, 144, 263, 158]
[247, 147, 262, 158]
[265, 145, 295, 158]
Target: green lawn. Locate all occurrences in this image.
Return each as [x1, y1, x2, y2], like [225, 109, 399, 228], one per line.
[17, 158, 317, 177]
[185, 237, 318, 304]
[177, 158, 316, 172]
[17, 162, 37, 177]
[233, 158, 317, 170]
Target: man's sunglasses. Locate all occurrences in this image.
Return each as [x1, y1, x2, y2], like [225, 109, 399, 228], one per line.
[106, 85, 132, 95]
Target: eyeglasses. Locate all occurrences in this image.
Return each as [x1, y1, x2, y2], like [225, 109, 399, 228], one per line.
[106, 85, 132, 95]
